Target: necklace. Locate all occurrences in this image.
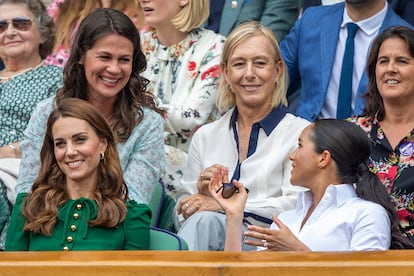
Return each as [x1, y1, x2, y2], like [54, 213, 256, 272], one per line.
[0, 61, 44, 81]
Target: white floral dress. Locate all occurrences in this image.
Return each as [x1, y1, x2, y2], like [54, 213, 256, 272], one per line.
[141, 28, 225, 196]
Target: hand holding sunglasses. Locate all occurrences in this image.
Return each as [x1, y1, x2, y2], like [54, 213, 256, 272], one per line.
[216, 182, 249, 198]
[0, 16, 37, 34]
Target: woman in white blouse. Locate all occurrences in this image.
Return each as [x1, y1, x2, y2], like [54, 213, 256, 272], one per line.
[174, 21, 309, 251]
[209, 119, 414, 251]
[138, 0, 226, 195]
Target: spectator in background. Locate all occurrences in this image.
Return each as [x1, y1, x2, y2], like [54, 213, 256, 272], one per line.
[209, 119, 413, 251]
[349, 26, 414, 242]
[139, 0, 225, 196]
[6, 98, 151, 251]
[302, 0, 413, 29]
[175, 21, 309, 251]
[205, 0, 299, 42]
[45, 0, 142, 68]
[281, 0, 412, 122]
[0, 0, 62, 249]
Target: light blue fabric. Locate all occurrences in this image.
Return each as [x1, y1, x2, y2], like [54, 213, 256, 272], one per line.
[280, 2, 413, 121]
[16, 96, 165, 204]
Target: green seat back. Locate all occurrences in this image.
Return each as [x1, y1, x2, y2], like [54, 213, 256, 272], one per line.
[149, 227, 188, 250]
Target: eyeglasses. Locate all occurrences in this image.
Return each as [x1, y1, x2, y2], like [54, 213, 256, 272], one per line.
[216, 182, 249, 198]
[0, 16, 37, 34]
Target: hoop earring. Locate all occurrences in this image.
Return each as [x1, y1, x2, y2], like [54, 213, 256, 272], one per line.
[100, 152, 105, 160]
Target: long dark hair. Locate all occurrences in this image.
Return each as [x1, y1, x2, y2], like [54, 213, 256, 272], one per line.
[56, 8, 164, 143]
[23, 98, 128, 236]
[311, 119, 414, 249]
[363, 26, 414, 121]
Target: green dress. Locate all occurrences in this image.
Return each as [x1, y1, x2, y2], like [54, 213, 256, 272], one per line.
[5, 193, 151, 251]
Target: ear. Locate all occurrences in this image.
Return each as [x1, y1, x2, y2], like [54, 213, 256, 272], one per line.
[274, 60, 283, 82]
[220, 62, 232, 91]
[179, 0, 189, 7]
[99, 138, 108, 153]
[79, 55, 85, 65]
[318, 150, 331, 169]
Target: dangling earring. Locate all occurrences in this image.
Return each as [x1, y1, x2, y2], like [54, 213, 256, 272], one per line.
[227, 84, 232, 92]
[100, 152, 105, 160]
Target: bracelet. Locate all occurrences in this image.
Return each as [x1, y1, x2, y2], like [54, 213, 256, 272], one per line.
[7, 143, 18, 157]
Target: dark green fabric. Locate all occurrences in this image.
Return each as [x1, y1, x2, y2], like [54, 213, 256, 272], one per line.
[5, 193, 151, 251]
[158, 194, 177, 233]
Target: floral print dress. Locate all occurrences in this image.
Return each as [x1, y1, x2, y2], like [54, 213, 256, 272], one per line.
[351, 116, 414, 241]
[141, 28, 225, 196]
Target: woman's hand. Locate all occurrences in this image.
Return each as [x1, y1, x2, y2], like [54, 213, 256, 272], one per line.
[208, 166, 248, 218]
[197, 164, 228, 196]
[177, 193, 222, 220]
[243, 215, 311, 251]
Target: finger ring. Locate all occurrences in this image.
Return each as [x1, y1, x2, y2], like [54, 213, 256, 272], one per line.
[199, 174, 205, 181]
[185, 203, 190, 208]
[190, 206, 196, 213]
[262, 240, 268, 248]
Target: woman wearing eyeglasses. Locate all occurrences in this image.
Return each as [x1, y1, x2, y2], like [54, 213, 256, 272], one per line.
[0, 0, 61, 250]
[174, 21, 309, 251]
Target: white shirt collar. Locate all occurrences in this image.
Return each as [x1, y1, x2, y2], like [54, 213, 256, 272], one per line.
[341, 1, 388, 36]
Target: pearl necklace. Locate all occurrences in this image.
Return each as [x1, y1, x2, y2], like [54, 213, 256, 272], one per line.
[0, 61, 44, 81]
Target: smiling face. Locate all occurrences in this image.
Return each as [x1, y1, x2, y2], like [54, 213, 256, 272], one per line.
[222, 34, 282, 111]
[0, 3, 42, 63]
[375, 37, 414, 103]
[289, 125, 321, 188]
[53, 116, 108, 188]
[80, 33, 133, 106]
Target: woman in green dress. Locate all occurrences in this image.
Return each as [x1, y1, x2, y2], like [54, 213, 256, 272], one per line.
[5, 98, 151, 251]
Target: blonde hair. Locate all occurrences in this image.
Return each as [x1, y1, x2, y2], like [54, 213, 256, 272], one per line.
[217, 21, 288, 112]
[171, 0, 209, 32]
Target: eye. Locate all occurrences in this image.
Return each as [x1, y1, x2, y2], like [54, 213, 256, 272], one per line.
[119, 57, 132, 63]
[377, 58, 388, 65]
[54, 141, 65, 148]
[98, 55, 111, 60]
[232, 61, 245, 67]
[75, 136, 87, 143]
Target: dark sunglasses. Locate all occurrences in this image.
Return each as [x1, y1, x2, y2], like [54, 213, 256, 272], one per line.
[216, 182, 249, 199]
[0, 16, 36, 34]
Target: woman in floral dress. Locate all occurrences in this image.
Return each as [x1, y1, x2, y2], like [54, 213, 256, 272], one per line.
[139, 0, 225, 196]
[350, 26, 414, 242]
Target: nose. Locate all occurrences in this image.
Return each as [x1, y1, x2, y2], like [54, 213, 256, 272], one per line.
[107, 61, 121, 74]
[244, 62, 256, 80]
[386, 60, 397, 73]
[289, 149, 297, 161]
[66, 143, 78, 156]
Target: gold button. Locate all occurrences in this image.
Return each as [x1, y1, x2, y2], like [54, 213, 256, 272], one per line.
[63, 246, 69, 251]
[76, 204, 83, 210]
[231, 0, 237, 9]
[70, 225, 77, 232]
[67, 236, 73, 243]
[73, 213, 79, 219]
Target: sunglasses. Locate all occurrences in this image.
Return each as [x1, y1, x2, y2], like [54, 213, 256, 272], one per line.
[216, 182, 249, 199]
[0, 16, 36, 34]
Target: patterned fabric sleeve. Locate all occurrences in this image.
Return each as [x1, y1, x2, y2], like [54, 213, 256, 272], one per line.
[118, 109, 166, 204]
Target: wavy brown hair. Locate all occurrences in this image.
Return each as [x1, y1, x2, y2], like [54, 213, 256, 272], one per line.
[55, 8, 164, 143]
[22, 98, 128, 236]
